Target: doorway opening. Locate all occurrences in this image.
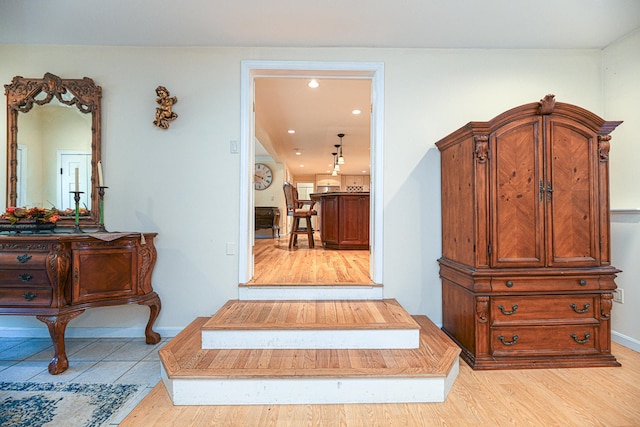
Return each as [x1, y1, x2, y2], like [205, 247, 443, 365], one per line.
[239, 60, 384, 285]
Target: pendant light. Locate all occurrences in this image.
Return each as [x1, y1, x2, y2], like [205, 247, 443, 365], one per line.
[331, 152, 339, 176]
[337, 133, 345, 165]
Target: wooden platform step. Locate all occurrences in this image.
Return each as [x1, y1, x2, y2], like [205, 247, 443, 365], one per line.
[160, 315, 461, 405]
[201, 299, 420, 349]
[238, 282, 384, 301]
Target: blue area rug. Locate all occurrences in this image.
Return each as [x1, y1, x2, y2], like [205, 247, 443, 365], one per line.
[0, 382, 143, 427]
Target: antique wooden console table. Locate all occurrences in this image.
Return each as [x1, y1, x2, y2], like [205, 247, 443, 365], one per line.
[0, 232, 161, 374]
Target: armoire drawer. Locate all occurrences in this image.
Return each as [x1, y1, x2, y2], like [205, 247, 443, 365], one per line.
[492, 277, 599, 292]
[0, 287, 53, 307]
[491, 295, 598, 324]
[0, 269, 50, 287]
[490, 325, 599, 357]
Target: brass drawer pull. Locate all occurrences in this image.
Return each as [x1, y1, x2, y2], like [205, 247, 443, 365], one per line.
[17, 253, 32, 264]
[497, 334, 519, 346]
[498, 304, 518, 315]
[571, 333, 590, 344]
[22, 291, 37, 301]
[570, 303, 590, 313]
[579, 279, 587, 286]
[506, 280, 514, 288]
[18, 273, 33, 282]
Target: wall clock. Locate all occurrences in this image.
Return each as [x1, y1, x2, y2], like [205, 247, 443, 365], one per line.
[254, 163, 273, 190]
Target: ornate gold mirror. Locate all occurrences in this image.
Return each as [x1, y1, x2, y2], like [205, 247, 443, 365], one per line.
[5, 72, 102, 227]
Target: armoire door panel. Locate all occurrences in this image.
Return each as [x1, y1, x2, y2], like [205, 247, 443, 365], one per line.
[491, 117, 545, 267]
[546, 118, 600, 266]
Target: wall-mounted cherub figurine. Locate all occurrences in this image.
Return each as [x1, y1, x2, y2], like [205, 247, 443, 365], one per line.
[153, 86, 178, 129]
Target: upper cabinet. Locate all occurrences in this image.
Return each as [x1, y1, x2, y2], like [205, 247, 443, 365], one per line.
[436, 95, 622, 271]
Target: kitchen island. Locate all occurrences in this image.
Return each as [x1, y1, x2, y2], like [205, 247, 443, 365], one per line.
[310, 192, 369, 250]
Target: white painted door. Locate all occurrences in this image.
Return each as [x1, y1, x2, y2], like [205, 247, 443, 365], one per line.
[57, 151, 91, 211]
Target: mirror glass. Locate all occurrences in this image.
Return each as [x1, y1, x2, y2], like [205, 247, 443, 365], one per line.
[5, 73, 101, 227]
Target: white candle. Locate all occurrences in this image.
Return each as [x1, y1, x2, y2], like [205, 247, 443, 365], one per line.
[98, 161, 104, 186]
[75, 168, 79, 192]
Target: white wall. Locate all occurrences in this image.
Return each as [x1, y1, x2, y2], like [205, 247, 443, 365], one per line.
[2, 44, 636, 347]
[604, 28, 640, 350]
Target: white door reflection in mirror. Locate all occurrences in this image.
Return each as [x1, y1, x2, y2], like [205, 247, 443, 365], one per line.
[17, 145, 27, 206]
[57, 151, 91, 210]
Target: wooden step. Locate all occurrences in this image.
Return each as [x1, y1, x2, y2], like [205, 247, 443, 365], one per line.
[238, 282, 384, 300]
[200, 299, 420, 349]
[160, 315, 461, 405]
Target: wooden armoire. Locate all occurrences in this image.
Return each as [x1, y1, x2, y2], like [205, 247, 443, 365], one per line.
[436, 95, 622, 369]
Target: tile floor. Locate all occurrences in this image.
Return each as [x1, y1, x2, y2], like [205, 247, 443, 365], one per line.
[0, 336, 169, 426]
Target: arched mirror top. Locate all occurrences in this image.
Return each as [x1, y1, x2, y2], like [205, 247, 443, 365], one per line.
[5, 72, 102, 228]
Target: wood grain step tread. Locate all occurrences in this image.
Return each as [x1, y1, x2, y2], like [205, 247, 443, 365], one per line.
[240, 283, 382, 287]
[201, 299, 419, 331]
[160, 315, 460, 380]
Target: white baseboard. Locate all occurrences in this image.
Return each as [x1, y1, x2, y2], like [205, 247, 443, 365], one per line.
[0, 326, 181, 339]
[612, 330, 640, 353]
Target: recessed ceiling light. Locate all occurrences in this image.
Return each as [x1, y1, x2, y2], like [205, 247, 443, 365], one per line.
[352, 109, 362, 115]
[294, 148, 301, 155]
[288, 129, 296, 134]
[299, 164, 304, 168]
[308, 79, 319, 88]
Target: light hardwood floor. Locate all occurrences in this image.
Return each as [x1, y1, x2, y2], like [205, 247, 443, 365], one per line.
[123, 341, 640, 426]
[250, 234, 371, 284]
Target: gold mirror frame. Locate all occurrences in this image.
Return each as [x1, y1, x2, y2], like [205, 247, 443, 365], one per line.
[5, 72, 102, 227]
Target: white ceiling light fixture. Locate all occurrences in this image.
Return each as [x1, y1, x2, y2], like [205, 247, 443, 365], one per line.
[294, 148, 301, 155]
[337, 133, 345, 165]
[308, 79, 319, 88]
[352, 109, 362, 115]
[288, 129, 296, 134]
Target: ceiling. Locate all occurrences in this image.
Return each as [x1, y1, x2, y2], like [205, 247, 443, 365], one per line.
[1, 0, 639, 49]
[3, 0, 638, 177]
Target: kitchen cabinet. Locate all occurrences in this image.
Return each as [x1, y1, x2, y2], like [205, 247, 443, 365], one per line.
[312, 193, 369, 249]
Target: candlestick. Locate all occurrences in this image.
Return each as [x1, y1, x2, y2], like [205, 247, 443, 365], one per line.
[97, 186, 108, 232]
[98, 161, 104, 187]
[70, 191, 84, 233]
[75, 168, 79, 192]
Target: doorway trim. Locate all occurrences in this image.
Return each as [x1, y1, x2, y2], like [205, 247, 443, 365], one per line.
[239, 60, 384, 284]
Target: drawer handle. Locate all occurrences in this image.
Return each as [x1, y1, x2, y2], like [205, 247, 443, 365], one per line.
[498, 304, 518, 315]
[17, 253, 32, 263]
[22, 291, 37, 301]
[579, 279, 587, 286]
[506, 281, 514, 288]
[571, 332, 590, 345]
[497, 334, 519, 346]
[570, 303, 590, 314]
[18, 273, 33, 282]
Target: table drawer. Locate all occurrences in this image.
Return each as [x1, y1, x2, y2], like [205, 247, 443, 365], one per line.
[492, 295, 598, 324]
[491, 325, 599, 357]
[0, 252, 48, 268]
[0, 287, 53, 306]
[492, 276, 599, 292]
[0, 269, 50, 287]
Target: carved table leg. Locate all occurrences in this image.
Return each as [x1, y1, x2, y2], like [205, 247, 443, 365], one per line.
[36, 310, 85, 375]
[139, 293, 162, 344]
